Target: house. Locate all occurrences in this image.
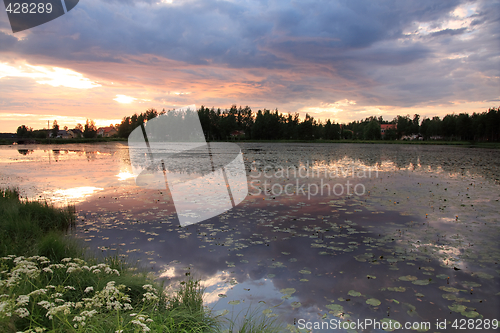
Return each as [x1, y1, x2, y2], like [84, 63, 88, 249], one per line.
[50, 130, 71, 139]
[380, 124, 397, 136]
[97, 126, 118, 137]
[67, 129, 83, 138]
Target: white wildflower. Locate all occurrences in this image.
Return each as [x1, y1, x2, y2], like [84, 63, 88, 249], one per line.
[67, 266, 82, 274]
[84, 287, 94, 293]
[14, 307, 30, 318]
[28, 289, 47, 296]
[142, 292, 158, 302]
[37, 300, 54, 310]
[142, 284, 155, 292]
[16, 295, 30, 307]
[131, 320, 151, 332]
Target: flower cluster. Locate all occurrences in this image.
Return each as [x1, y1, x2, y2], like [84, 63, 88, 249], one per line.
[0, 255, 161, 332]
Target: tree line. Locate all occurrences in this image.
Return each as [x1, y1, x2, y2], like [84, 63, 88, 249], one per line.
[16, 106, 499, 142]
[17, 119, 99, 139]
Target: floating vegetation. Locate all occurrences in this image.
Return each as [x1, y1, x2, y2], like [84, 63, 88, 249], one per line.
[347, 290, 362, 297]
[366, 298, 381, 306]
[5, 143, 498, 330]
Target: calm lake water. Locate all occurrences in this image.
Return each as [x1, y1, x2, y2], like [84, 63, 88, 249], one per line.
[1, 142, 499, 332]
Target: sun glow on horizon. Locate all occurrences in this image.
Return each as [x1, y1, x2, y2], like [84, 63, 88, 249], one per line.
[114, 94, 137, 103]
[0, 62, 101, 89]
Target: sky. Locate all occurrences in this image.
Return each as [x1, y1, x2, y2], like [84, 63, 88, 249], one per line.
[0, 0, 499, 132]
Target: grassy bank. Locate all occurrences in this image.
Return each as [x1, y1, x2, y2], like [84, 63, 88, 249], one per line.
[0, 189, 283, 333]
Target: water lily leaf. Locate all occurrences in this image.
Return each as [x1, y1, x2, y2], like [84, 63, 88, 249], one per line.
[218, 294, 227, 298]
[387, 286, 406, 292]
[436, 274, 449, 279]
[366, 275, 376, 279]
[412, 279, 430, 285]
[326, 303, 344, 315]
[348, 290, 362, 297]
[366, 298, 381, 306]
[471, 272, 494, 279]
[439, 286, 460, 292]
[228, 300, 241, 305]
[448, 303, 467, 313]
[461, 310, 480, 318]
[399, 275, 418, 281]
[461, 281, 481, 288]
[291, 301, 301, 308]
[280, 288, 296, 295]
[299, 269, 311, 274]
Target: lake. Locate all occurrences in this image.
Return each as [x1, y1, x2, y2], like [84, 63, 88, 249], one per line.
[1, 142, 499, 332]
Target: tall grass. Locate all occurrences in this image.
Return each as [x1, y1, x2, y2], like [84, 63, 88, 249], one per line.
[0, 188, 76, 258]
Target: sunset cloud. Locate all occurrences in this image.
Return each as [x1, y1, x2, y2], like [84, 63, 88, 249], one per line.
[0, 0, 498, 132]
[114, 95, 136, 104]
[0, 62, 101, 89]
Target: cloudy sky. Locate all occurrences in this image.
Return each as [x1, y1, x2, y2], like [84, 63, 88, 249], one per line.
[0, 0, 498, 132]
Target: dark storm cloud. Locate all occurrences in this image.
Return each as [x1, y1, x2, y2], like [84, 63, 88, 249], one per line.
[430, 27, 467, 37]
[0, 0, 466, 67]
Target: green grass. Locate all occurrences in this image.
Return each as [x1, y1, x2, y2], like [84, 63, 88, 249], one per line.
[0, 188, 76, 258]
[0, 188, 286, 333]
[224, 306, 284, 333]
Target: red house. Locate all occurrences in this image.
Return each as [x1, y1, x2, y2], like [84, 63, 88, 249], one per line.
[381, 124, 397, 136]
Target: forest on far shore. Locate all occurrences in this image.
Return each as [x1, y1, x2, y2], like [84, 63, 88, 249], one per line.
[15, 106, 500, 142]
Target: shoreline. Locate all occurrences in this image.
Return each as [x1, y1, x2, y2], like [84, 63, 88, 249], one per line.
[3, 138, 499, 149]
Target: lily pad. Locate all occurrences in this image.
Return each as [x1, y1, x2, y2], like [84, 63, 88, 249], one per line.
[379, 318, 400, 332]
[412, 279, 430, 285]
[280, 288, 296, 295]
[366, 298, 381, 306]
[471, 272, 494, 279]
[448, 303, 467, 313]
[291, 301, 301, 308]
[348, 290, 362, 297]
[399, 275, 418, 281]
[228, 300, 241, 305]
[326, 303, 344, 315]
[461, 310, 480, 318]
[439, 286, 460, 292]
